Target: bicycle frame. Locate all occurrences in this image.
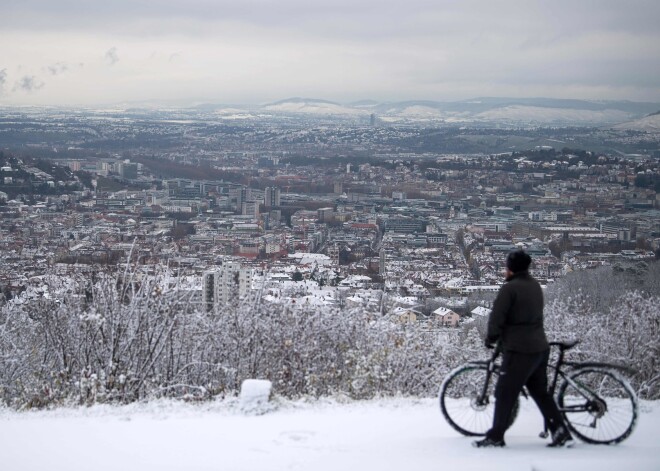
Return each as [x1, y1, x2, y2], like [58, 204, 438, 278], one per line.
[545, 345, 634, 434]
[548, 365, 607, 429]
[472, 344, 626, 433]
[466, 346, 531, 407]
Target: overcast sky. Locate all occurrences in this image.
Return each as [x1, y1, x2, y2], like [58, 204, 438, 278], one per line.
[1, 0, 659, 106]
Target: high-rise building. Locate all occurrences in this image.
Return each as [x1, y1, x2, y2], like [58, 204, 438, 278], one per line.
[264, 187, 281, 207]
[203, 260, 254, 311]
[118, 161, 138, 179]
[241, 200, 259, 218]
[235, 187, 251, 209]
[379, 247, 386, 276]
[317, 207, 334, 223]
[269, 209, 281, 225]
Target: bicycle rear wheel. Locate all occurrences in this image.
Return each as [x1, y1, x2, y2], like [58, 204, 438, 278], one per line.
[439, 364, 518, 437]
[558, 368, 638, 444]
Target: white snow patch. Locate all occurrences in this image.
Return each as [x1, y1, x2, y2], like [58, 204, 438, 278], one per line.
[612, 113, 660, 132]
[239, 379, 274, 415]
[0, 398, 657, 471]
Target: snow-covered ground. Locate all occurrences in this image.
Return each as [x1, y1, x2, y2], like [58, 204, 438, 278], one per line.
[1, 397, 657, 471]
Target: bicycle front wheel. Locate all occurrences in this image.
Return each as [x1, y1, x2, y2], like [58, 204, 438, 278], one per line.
[439, 364, 518, 437]
[558, 368, 638, 445]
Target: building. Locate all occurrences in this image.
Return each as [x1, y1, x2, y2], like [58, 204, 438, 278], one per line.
[600, 221, 636, 242]
[264, 187, 281, 207]
[317, 207, 334, 223]
[241, 200, 260, 218]
[432, 306, 460, 327]
[118, 161, 138, 179]
[235, 187, 251, 209]
[384, 217, 426, 233]
[202, 260, 254, 310]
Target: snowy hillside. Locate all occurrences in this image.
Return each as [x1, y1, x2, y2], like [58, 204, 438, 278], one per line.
[1, 398, 657, 471]
[612, 112, 660, 132]
[474, 105, 634, 125]
[262, 98, 366, 116]
[250, 97, 658, 126]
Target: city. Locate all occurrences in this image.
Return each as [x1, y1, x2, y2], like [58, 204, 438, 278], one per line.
[1, 0, 659, 467]
[0, 105, 658, 323]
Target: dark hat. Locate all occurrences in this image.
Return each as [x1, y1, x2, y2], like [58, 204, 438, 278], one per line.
[506, 250, 531, 273]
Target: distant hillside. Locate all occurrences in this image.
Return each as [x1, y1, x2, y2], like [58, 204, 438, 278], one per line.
[612, 113, 660, 132]
[112, 96, 660, 127]
[252, 97, 660, 126]
[262, 97, 364, 116]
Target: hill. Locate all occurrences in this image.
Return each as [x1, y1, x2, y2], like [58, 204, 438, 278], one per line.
[252, 97, 659, 126]
[611, 112, 660, 132]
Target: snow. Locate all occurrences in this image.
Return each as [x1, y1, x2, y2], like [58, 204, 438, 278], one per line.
[263, 101, 366, 116]
[612, 113, 660, 132]
[475, 105, 633, 125]
[399, 105, 445, 117]
[0, 398, 657, 471]
[239, 379, 273, 414]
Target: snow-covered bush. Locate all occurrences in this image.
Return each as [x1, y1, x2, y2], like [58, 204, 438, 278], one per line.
[0, 264, 476, 409]
[2, 260, 655, 409]
[545, 262, 660, 399]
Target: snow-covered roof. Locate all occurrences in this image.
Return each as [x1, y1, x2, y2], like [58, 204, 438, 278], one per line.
[471, 306, 491, 317]
[433, 306, 457, 317]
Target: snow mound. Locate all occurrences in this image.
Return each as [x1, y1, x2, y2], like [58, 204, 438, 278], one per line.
[239, 379, 275, 415]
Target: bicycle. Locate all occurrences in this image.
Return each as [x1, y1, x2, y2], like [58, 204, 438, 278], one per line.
[439, 340, 638, 445]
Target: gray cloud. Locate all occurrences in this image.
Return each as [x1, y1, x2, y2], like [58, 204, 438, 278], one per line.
[0, 69, 7, 94]
[13, 75, 45, 92]
[46, 62, 69, 75]
[105, 47, 119, 65]
[1, 1, 659, 104]
[3, 0, 659, 38]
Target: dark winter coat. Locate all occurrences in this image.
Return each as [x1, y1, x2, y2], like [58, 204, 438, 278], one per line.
[486, 271, 549, 353]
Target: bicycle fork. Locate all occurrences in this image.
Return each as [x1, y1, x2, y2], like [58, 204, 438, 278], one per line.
[476, 361, 495, 407]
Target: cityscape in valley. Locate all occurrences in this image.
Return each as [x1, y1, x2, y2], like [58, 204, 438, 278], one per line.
[1, 98, 658, 322]
[2, 1, 660, 468]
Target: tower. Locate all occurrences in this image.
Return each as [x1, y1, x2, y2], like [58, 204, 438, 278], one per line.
[264, 187, 281, 207]
[379, 247, 386, 276]
[236, 187, 251, 209]
[202, 260, 254, 311]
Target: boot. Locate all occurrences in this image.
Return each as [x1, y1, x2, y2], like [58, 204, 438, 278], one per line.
[473, 437, 506, 448]
[547, 426, 574, 448]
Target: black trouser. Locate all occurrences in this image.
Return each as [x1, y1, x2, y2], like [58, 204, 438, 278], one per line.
[486, 349, 565, 441]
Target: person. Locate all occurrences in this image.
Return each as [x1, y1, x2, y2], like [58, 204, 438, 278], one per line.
[473, 250, 573, 448]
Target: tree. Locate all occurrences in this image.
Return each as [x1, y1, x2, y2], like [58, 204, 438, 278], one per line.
[544, 261, 660, 398]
